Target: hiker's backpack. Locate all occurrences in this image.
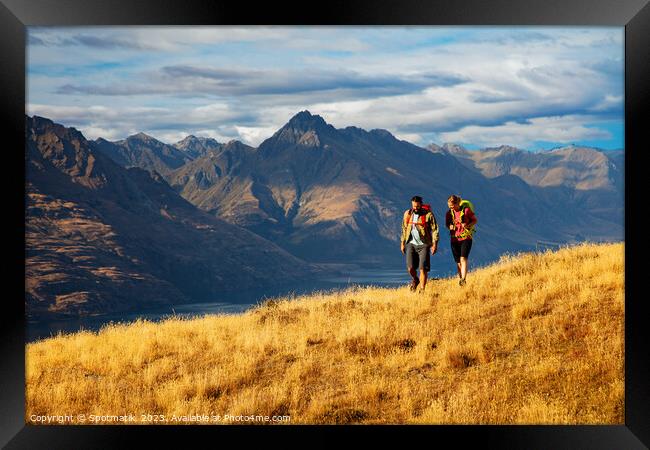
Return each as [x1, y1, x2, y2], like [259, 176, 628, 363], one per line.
[407, 204, 432, 229]
[450, 199, 477, 239]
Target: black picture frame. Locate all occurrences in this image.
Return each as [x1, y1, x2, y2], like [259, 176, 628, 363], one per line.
[2, 0, 648, 447]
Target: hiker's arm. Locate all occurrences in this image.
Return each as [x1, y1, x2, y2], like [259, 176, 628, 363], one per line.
[429, 213, 439, 254]
[445, 211, 453, 230]
[400, 211, 409, 253]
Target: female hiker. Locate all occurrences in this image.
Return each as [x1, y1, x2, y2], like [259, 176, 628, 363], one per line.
[445, 195, 477, 286]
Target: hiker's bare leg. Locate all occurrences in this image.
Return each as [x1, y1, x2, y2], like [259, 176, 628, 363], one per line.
[420, 270, 428, 290]
[456, 262, 462, 278]
[460, 257, 468, 280]
[408, 267, 418, 282]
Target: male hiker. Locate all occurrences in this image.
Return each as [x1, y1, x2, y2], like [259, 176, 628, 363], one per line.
[400, 196, 439, 293]
[445, 195, 478, 286]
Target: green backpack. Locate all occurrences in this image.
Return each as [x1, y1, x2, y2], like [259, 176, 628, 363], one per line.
[451, 199, 477, 239]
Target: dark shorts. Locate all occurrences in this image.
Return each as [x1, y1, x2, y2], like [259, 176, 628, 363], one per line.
[451, 239, 473, 263]
[406, 243, 430, 272]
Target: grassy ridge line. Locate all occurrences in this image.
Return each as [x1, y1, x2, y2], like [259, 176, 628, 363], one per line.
[26, 242, 624, 424]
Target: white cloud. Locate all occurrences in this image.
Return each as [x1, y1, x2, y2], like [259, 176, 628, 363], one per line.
[588, 94, 623, 112]
[394, 132, 423, 143]
[27, 27, 623, 150]
[437, 115, 612, 148]
[234, 126, 279, 146]
[79, 125, 124, 141]
[190, 129, 234, 143]
[28, 103, 170, 121]
[186, 103, 240, 123]
[29, 26, 372, 54]
[153, 131, 194, 144]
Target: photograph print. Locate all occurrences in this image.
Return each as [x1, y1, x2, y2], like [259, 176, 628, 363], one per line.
[25, 25, 625, 425]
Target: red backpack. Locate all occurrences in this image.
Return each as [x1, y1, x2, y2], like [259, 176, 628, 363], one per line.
[407, 204, 431, 228]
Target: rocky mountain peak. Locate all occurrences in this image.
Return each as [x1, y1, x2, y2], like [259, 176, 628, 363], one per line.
[28, 115, 86, 144]
[173, 135, 222, 160]
[369, 128, 396, 140]
[128, 131, 159, 143]
[178, 135, 200, 144]
[427, 143, 444, 153]
[27, 115, 113, 190]
[287, 110, 327, 129]
[487, 145, 522, 155]
[442, 143, 468, 155]
[285, 110, 334, 136]
[224, 139, 247, 149]
[259, 110, 335, 152]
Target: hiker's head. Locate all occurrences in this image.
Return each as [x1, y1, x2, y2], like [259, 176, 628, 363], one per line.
[411, 195, 423, 211]
[448, 195, 461, 211]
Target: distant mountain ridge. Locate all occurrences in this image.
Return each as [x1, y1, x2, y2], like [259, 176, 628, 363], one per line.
[173, 135, 222, 159]
[426, 142, 624, 229]
[91, 132, 193, 177]
[427, 143, 623, 192]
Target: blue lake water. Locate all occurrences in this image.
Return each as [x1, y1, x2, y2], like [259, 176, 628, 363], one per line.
[26, 266, 448, 343]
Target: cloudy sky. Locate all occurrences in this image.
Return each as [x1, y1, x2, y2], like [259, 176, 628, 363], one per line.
[27, 26, 624, 151]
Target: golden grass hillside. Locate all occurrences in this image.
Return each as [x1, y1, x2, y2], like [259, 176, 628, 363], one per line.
[26, 242, 624, 425]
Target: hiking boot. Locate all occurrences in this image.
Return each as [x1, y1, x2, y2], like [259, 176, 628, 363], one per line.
[410, 278, 420, 291]
[459, 278, 466, 286]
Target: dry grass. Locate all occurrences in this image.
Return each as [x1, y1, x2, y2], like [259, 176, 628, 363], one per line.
[25, 242, 624, 425]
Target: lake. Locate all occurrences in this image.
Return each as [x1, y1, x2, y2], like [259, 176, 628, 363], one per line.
[26, 266, 447, 343]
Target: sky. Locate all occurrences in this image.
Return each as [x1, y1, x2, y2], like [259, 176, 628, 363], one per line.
[27, 26, 624, 151]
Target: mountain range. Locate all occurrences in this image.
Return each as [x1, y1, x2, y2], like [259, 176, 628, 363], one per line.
[26, 115, 317, 317]
[428, 142, 623, 191]
[92, 111, 623, 262]
[26, 111, 624, 316]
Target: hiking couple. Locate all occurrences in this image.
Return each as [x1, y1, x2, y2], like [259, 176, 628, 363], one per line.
[400, 195, 477, 292]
